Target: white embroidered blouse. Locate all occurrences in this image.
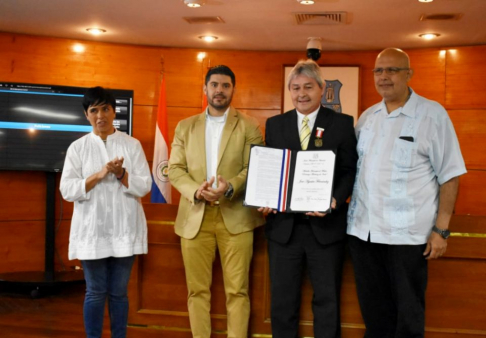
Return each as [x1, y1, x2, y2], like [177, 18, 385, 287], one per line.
[60, 131, 152, 260]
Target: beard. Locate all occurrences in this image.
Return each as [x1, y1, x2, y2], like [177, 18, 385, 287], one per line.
[208, 94, 232, 111]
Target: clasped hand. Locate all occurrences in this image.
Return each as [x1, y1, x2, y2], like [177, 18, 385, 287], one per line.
[196, 175, 228, 202]
[99, 156, 125, 178]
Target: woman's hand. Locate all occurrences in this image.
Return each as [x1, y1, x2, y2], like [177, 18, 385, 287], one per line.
[106, 156, 125, 177]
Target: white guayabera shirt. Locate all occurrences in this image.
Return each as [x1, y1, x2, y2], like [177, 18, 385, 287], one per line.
[60, 130, 152, 260]
[347, 90, 467, 245]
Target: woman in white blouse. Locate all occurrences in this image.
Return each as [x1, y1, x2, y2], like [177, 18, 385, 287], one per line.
[60, 86, 151, 338]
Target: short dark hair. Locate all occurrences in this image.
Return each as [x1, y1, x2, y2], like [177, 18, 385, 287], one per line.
[82, 86, 116, 112]
[205, 65, 236, 86]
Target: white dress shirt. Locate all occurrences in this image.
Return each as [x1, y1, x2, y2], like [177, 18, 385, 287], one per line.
[205, 108, 228, 188]
[347, 89, 467, 245]
[296, 107, 319, 138]
[60, 130, 152, 260]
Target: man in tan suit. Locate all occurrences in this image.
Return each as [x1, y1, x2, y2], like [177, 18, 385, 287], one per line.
[169, 65, 264, 338]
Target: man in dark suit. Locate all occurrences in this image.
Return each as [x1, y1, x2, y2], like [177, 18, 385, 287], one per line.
[260, 59, 358, 338]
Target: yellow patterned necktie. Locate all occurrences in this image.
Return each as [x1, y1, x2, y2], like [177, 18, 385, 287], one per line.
[300, 116, 311, 150]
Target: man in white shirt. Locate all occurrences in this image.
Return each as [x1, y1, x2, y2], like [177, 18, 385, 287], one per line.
[169, 65, 264, 338]
[347, 48, 467, 337]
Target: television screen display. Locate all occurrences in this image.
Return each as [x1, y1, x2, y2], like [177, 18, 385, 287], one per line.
[0, 82, 133, 172]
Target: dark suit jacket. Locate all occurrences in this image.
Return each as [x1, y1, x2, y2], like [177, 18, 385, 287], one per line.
[264, 106, 358, 245]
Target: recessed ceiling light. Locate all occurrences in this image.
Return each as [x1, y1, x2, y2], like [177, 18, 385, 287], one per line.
[418, 0, 433, 2]
[297, 0, 315, 4]
[419, 33, 440, 40]
[199, 35, 218, 42]
[184, 0, 203, 7]
[86, 28, 106, 36]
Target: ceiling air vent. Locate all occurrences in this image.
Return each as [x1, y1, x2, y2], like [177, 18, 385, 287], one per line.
[294, 12, 348, 25]
[420, 13, 463, 21]
[183, 16, 225, 24]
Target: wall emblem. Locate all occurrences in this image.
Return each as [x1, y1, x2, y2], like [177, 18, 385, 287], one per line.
[321, 80, 342, 113]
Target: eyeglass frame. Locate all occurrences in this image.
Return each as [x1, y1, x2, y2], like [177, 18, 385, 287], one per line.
[372, 67, 410, 75]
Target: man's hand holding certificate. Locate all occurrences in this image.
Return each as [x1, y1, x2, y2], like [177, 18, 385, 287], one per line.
[244, 145, 336, 213]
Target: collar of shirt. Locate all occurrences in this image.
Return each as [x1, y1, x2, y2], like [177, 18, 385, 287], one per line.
[373, 88, 417, 119]
[296, 106, 319, 132]
[90, 129, 119, 142]
[205, 106, 229, 123]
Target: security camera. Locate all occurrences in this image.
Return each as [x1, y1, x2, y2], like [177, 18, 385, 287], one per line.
[307, 37, 322, 61]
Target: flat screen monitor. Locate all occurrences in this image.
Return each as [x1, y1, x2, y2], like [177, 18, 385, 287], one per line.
[0, 82, 133, 172]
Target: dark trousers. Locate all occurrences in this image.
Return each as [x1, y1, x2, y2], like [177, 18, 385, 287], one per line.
[348, 235, 428, 338]
[268, 220, 345, 338]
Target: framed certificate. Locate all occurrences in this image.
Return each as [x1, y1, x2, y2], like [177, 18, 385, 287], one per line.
[244, 145, 336, 213]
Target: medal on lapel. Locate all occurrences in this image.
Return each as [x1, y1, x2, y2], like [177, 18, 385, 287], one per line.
[314, 127, 324, 147]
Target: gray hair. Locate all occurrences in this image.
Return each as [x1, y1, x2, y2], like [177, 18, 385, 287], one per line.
[287, 59, 324, 90]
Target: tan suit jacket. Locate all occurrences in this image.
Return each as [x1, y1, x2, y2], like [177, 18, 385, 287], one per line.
[169, 107, 265, 239]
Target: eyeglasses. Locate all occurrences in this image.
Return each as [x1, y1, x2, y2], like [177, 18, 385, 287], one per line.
[372, 67, 410, 75]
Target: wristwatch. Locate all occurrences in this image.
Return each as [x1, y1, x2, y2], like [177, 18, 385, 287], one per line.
[224, 183, 234, 199]
[432, 225, 450, 239]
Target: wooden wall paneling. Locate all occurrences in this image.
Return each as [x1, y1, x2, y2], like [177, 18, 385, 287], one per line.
[163, 48, 208, 109]
[127, 327, 192, 338]
[0, 33, 161, 106]
[449, 109, 486, 170]
[425, 333, 486, 338]
[0, 171, 46, 220]
[0, 221, 45, 273]
[446, 236, 486, 260]
[447, 216, 486, 260]
[138, 239, 188, 313]
[426, 258, 486, 333]
[454, 170, 486, 216]
[237, 109, 281, 138]
[449, 215, 486, 233]
[407, 49, 446, 105]
[0, 34, 14, 76]
[132, 105, 157, 161]
[143, 203, 179, 226]
[446, 46, 486, 109]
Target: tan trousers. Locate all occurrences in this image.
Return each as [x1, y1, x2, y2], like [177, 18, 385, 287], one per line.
[181, 205, 254, 338]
